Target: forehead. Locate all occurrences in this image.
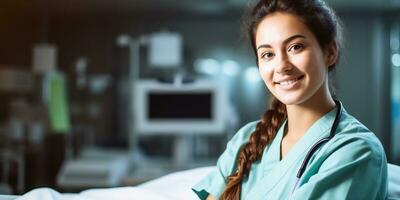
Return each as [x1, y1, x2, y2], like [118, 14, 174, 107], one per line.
[255, 12, 315, 46]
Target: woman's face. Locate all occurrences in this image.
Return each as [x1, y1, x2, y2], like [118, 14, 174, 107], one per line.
[255, 12, 335, 105]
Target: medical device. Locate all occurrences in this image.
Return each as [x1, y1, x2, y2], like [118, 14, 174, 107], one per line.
[133, 79, 227, 135]
[132, 79, 230, 168]
[57, 148, 130, 188]
[290, 100, 342, 196]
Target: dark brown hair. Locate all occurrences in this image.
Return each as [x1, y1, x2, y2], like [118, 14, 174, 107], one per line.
[220, 0, 342, 199]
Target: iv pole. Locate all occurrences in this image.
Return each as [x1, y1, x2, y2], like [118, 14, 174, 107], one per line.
[116, 35, 144, 162]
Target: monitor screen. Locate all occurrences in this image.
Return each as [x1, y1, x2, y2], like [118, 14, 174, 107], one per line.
[148, 93, 212, 119]
[134, 79, 226, 134]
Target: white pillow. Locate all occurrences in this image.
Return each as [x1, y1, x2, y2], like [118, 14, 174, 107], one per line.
[80, 187, 169, 200]
[138, 166, 215, 200]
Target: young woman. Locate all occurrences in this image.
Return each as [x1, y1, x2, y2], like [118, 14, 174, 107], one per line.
[192, 0, 388, 199]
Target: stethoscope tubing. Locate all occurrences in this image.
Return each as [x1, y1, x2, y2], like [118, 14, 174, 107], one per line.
[290, 100, 342, 197]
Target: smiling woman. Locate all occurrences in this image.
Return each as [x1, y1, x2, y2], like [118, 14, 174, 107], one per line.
[256, 12, 336, 107]
[191, 0, 388, 199]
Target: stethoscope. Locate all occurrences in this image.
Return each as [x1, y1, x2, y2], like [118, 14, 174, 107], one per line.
[289, 100, 342, 198]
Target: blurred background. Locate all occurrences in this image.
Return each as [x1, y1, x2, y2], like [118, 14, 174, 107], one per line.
[0, 0, 399, 195]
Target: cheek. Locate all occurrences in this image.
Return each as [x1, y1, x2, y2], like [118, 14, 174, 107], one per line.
[292, 51, 325, 75]
[291, 52, 313, 69]
[308, 54, 328, 79]
[258, 64, 274, 86]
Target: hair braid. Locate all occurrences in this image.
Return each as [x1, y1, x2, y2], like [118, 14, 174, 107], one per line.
[218, 0, 341, 198]
[220, 98, 287, 200]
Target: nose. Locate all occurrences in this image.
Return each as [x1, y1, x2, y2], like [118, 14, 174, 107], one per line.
[275, 53, 293, 74]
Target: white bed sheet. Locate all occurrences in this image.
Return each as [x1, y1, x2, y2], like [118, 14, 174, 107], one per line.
[3, 166, 214, 200]
[388, 164, 400, 200]
[0, 195, 18, 200]
[1, 164, 399, 200]
[15, 187, 169, 200]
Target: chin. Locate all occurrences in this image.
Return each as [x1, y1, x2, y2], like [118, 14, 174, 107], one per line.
[274, 93, 308, 106]
[277, 99, 299, 105]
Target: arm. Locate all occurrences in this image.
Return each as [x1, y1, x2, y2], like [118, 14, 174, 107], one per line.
[191, 122, 258, 200]
[206, 195, 216, 200]
[292, 135, 388, 200]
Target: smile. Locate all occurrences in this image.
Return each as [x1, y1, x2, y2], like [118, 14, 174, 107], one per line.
[275, 75, 304, 86]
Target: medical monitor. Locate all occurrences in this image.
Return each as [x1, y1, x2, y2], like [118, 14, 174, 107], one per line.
[134, 79, 226, 134]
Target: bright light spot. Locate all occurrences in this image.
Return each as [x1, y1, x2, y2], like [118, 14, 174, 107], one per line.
[221, 60, 240, 76]
[194, 58, 220, 75]
[244, 67, 261, 82]
[116, 34, 131, 47]
[391, 38, 400, 50]
[392, 53, 400, 67]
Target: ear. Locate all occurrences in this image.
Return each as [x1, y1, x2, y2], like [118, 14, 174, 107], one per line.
[324, 41, 338, 68]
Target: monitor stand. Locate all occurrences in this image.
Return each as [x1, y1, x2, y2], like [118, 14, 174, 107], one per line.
[56, 147, 130, 189]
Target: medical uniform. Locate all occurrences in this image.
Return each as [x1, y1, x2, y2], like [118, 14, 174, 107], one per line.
[192, 105, 388, 199]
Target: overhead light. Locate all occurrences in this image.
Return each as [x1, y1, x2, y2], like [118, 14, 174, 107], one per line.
[244, 67, 261, 82]
[221, 60, 240, 76]
[392, 53, 400, 67]
[194, 58, 220, 75]
[391, 38, 399, 51]
[116, 34, 131, 47]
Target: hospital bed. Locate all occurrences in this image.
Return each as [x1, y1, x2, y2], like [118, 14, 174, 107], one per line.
[0, 164, 399, 200]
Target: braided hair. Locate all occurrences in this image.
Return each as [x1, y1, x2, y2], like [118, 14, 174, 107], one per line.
[220, 0, 342, 199]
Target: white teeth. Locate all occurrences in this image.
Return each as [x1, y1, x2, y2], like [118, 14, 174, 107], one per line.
[279, 78, 298, 86]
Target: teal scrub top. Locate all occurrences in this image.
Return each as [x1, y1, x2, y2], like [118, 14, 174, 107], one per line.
[192, 104, 388, 199]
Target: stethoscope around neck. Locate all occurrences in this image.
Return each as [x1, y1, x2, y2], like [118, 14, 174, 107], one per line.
[289, 100, 342, 198]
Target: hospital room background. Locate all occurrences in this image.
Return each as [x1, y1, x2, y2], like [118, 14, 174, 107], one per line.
[0, 0, 399, 196]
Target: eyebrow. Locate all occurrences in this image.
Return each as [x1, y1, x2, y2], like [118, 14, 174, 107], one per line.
[256, 34, 306, 50]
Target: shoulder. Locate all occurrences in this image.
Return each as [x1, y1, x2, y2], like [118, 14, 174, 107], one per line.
[228, 121, 259, 146]
[222, 121, 259, 154]
[323, 110, 386, 165]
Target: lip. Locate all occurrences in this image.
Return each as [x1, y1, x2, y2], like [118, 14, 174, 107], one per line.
[274, 75, 304, 90]
[273, 75, 304, 84]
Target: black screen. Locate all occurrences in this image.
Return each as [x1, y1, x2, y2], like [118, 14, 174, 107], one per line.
[148, 93, 212, 119]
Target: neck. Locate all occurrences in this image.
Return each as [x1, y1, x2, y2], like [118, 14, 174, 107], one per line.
[285, 88, 335, 140]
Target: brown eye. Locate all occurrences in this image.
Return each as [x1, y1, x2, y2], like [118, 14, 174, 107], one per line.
[261, 52, 275, 60]
[288, 44, 304, 52]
